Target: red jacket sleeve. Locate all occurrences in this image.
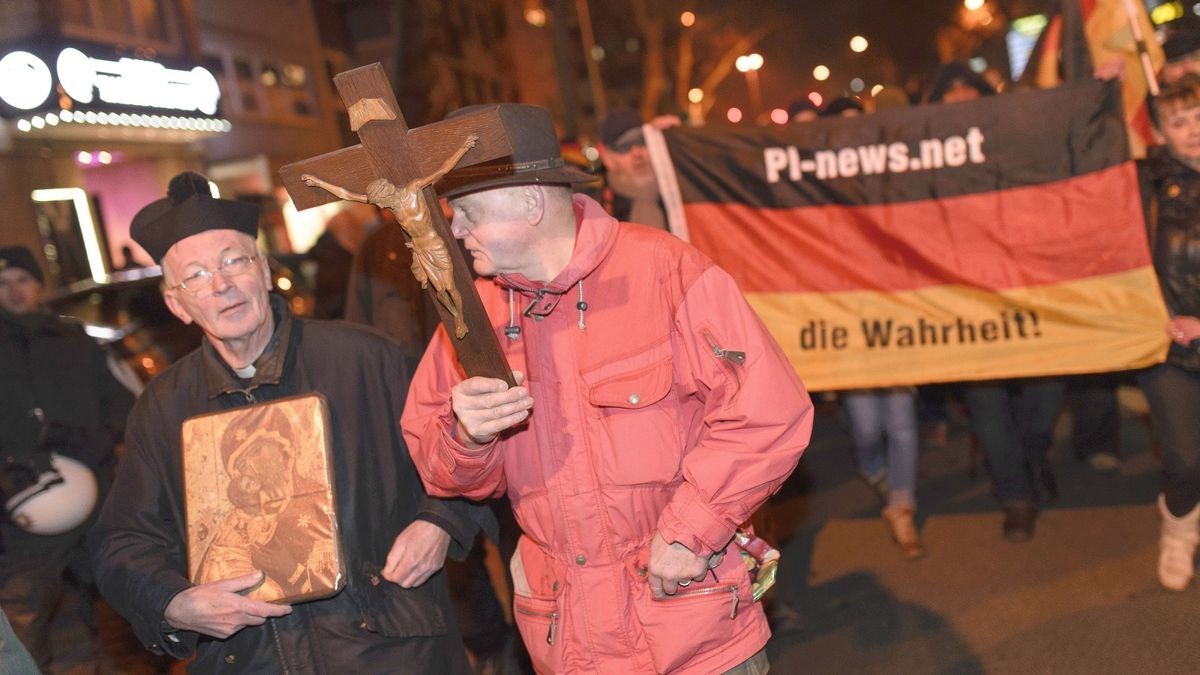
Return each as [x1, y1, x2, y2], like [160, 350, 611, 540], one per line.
[656, 266, 814, 555]
[401, 326, 508, 501]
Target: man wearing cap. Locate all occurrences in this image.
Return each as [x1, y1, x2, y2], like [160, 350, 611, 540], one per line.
[0, 245, 133, 671]
[597, 107, 679, 231]
[87, 173, 492, 672]
[403, 104, 813, 674]
[1161, 16, 1200, 85]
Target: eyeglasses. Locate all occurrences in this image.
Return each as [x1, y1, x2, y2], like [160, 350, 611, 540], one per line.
[170, 254, 258, 294]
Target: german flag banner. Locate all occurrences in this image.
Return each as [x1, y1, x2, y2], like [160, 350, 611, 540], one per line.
[646, 79, 1169, 390]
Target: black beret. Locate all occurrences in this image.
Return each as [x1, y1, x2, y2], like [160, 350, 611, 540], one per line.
[0, 246, 43, 284]
[130, 172, 260, 263]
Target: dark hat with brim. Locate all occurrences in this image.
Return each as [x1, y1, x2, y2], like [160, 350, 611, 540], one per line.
[131, 172, 260, 263]
[1163, 16, 1200, 61]
[0, 246, 43, 284]
[436, 104, 595, 199]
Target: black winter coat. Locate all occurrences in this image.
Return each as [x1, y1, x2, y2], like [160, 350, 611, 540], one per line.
[0, 309, 131, 469]
[1140, 147, 1200, 370]
[88, 296, 489, 673]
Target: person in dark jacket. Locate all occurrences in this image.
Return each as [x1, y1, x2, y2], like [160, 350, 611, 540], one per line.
[87, 172, 492, 673]
[0, 245, 134, 672]
[1140, 75, 1200, 591]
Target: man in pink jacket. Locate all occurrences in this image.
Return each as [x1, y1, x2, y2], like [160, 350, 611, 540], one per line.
[402, 104, 813, 674]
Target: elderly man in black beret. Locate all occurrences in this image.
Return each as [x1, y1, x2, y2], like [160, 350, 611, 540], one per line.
[1, 245, 133, 672]
[87, 173, 492, 673]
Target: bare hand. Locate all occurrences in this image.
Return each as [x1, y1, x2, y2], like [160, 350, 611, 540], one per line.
[452, 371, 531, 448]
[383, 520, 452, 588]
[650, 114, 683, 131]
[646, 533, 709, 599]
[163, 571, 292, 639]
[300, 174, 317, 187]
[1167, 316, 1200, 345]
[1094, 58, 1124, 82]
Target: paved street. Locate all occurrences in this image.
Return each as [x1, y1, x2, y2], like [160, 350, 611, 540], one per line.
[766, 391, 1200, 674]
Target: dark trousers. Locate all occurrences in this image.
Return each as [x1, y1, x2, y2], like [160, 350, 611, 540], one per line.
[0, 521, 97, 673]
[1066, 372, 1121, 459]
[446, 499, 523, 663]
[966, 378, 1065, 504]
[1139, 363, 1200, 516]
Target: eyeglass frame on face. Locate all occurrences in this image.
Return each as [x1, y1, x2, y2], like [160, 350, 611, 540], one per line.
[168, 254, 260, 294]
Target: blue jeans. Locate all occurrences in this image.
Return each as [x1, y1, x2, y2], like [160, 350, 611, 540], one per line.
[965, 378, 1065, 504]
[1138, 363, 1200, 516]
[843, 388, 919, 506]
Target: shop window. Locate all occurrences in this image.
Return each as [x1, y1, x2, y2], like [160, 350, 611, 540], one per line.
[130, 0, 167, 41]
[97, 0, 135, 35]
[203, 55, 226, 79]
[61, 0, 93, 25]
[234, 58, 254, 80]
[60, 0, 176, 49]
[260, 64, 280, 88]
[283, 64, 307, 89]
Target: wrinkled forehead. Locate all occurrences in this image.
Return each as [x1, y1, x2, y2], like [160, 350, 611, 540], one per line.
[164, 229, 257, 270]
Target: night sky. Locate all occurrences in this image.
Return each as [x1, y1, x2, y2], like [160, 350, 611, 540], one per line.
[586, 0, 1053, 115]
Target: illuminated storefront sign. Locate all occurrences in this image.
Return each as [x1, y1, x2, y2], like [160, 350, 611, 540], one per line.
[0, 46, 221, 115]
[0, 51, 54, 110]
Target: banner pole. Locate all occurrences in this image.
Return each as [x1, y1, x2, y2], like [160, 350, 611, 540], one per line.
[1119, 0, 1160, 96]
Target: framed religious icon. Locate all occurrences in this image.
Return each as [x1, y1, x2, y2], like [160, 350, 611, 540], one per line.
[181, 393, 345, 604]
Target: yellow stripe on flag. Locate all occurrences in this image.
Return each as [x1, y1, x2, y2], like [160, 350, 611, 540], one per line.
[748, 266, 1169, 391]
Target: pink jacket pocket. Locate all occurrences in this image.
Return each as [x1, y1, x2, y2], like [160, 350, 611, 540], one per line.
[588, 356, 681, 485]
[628, 552, 753, 672]
[513, 593, 563, 674]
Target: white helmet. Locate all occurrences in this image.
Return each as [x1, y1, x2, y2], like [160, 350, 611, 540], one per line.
[5, 454, 98, 536]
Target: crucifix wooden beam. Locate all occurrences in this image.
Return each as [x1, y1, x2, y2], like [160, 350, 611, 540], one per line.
[280, 63, 515, 386]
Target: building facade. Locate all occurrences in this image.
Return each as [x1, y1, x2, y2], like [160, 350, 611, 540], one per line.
[0, 0, 343, 288]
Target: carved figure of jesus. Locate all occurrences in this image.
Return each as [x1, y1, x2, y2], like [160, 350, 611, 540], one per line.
[301, 135, 478, 338]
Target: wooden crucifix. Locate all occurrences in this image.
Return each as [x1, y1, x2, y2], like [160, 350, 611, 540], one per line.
[280, 63, 515, 386]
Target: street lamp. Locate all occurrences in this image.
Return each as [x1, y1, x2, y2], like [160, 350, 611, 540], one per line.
[687, 88, 704, 125]
[736, 53, 764, 118]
